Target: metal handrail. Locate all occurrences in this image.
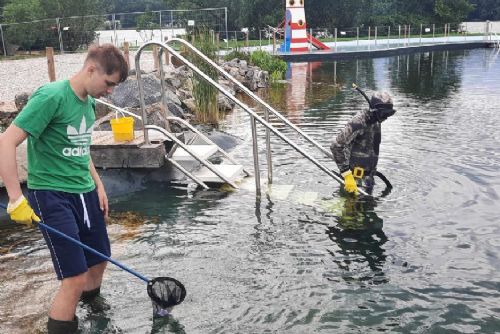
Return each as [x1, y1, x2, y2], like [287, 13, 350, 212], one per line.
[135, 41, 366, 195]
[146, 125, 239, 189]
[166, 116, 251, 177]
[164, 38, 335, 170]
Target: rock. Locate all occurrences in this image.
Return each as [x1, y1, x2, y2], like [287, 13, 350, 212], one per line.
[167, 101, 185, 119]
[182, 98, 197, 113]
[128, 69, 146, 77]
[94, 97, 114, 118]
[0, 101, 18, 127]
[164, 89, 182, 106]
[108, 74, 162, 108]
[14, 92, 30, 111]
[165, 76, 182, 89]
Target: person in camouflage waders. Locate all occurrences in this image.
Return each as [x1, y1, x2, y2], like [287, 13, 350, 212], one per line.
[331, 88, 396, 195]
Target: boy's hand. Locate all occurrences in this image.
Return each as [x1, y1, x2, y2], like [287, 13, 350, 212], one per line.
[7, 195, 40, 226]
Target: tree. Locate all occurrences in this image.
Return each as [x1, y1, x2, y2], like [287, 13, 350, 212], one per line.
[467, 0, 499, 21]
[3, 0, 46, 51]
[434, 0, 474, 23]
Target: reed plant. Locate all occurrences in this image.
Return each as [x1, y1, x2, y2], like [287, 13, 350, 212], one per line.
[190, 29, 221, 126]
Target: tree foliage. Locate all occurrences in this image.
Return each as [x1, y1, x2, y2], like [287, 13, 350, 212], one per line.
[2, 0, 105, 51]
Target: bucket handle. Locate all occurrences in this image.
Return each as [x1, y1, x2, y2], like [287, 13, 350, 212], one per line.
[114, 109, 126, 120]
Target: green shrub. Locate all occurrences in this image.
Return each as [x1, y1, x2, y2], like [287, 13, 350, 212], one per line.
[250, 51, 287, 82]
[223, 50, 251, 62]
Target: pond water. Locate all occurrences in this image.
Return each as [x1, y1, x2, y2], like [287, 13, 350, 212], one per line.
[1, 48, 499, 333]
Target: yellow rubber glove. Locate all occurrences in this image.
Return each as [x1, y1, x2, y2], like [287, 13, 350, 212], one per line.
[7, 195, 40, 226]
[342, 170, 358, 195]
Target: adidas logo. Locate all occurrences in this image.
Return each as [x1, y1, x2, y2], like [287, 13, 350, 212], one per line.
[62, 117, 93, 157]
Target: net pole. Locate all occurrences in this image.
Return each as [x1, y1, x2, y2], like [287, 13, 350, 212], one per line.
[0, 24, 7, 57]
[224, 7, 229, 49]
[56, 18, 64, 54]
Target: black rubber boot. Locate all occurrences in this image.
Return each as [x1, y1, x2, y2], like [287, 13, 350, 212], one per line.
[80, 286, 110, 313]
[47, 316, 78, 334]
[80, 286, 100, 302]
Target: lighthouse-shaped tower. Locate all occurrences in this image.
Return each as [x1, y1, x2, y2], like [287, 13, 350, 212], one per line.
[283, 0, 308, 52]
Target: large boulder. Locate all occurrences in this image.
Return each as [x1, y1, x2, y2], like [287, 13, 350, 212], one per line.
[108, 74, 163, 108]
[221, 58, 269, 92]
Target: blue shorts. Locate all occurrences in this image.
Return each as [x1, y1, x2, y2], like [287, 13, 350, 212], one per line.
[28, 189, 111, 280]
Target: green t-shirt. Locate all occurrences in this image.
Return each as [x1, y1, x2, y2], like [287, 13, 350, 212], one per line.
[14, 80, 96, 193]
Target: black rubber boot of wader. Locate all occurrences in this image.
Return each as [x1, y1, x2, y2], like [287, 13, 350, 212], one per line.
[47, 316, 78, 334]
[80, 286, 110, 312]
[80, 286, 100, 302]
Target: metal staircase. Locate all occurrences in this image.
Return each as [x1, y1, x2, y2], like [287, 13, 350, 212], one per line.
[98, 39, 367, 195]
[95, 99, 249, 190]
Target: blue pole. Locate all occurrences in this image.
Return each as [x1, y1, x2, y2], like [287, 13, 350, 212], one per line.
[0, 202, 150, 283]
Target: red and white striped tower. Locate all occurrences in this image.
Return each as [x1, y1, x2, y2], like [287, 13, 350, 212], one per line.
[285, 0, 308, 52]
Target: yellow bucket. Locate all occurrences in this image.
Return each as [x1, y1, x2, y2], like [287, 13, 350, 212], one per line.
[110, 116, 135, 142]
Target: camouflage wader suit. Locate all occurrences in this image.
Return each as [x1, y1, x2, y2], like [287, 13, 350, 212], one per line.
[331, 109, 380, 192]
[331, 91, 395, 194]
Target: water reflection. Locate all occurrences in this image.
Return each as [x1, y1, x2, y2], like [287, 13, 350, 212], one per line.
[325, 195, 388, 284]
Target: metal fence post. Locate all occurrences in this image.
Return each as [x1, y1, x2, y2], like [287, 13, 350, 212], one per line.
[368, 26, 371, 50]
[0, 24, 7, 57]
[357, 27, 359, 47]
[433, 23, 435, 42]
[56, 18, 64, 54]
[334, 27, 337, 50]
[171, 11, 174, 39]
[398, 25, 401, 46]
[387, 26, 391, 49]
[159, 10, 163, 42]
[408, 25, 411, 45]
[225, 7, 229, 49]
[374, 26, 377, 46]
[420, 24, 422, 44]
[112, 14, 117, 46]
[259, 29, 262, 50]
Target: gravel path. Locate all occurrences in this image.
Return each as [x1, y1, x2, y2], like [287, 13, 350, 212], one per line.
[0, 51, 157, 101]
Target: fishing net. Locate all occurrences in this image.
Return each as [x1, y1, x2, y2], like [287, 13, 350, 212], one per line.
[148, 277, 186, 317]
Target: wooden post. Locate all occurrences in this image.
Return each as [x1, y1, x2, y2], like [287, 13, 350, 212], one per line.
[46, 47, 56, 82]
[216, 33, 220, 51]
[153, 45, 159, 75]
[245, 32, 249, 49]
[123, 41, 130, 70]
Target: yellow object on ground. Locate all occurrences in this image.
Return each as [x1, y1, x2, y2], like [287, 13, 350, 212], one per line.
[110, 116, 135, 142]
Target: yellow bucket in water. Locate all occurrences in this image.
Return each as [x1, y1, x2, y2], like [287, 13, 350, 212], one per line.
[110, 116, 135, 142]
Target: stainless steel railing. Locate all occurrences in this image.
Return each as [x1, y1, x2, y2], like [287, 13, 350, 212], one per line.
[134, 41, 365, 195]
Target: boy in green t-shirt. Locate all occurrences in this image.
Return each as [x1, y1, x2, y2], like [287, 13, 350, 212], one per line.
[0, 44, 128, 333]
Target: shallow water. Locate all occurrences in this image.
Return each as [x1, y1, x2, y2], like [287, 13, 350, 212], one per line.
[1, 48, 500, 333]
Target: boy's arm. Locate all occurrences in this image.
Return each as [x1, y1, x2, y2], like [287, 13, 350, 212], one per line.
[0, 124, 28, 202]
[89, 159, 108, 218]
[0, 124, 40, 225]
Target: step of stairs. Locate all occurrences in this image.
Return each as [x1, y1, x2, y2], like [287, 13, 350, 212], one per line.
[193, 164, 244, 183]
[171, 144, 218, 162]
